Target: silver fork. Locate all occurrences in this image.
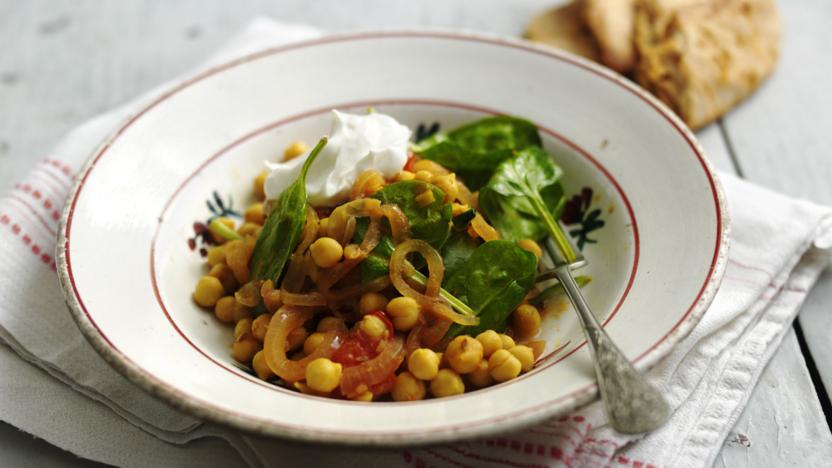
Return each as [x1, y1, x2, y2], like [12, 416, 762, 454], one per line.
[539, 235, 670, 434]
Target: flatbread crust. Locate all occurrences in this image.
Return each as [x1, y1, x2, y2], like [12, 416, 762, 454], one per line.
[634, 0, 782, 129]
[525, 1, 601, 62]
[584, 0, 637, 72]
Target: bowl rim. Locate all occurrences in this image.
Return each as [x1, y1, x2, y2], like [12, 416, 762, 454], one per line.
[55, 29, 730, 446]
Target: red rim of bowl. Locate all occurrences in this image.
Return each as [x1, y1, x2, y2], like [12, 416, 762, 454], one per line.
[56, 30, 729, 446]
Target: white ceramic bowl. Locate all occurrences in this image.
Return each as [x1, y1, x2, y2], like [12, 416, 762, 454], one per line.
[57, 31, 728, 445]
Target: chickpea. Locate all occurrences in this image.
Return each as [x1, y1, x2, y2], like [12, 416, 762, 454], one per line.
[415, 188, 436, 207]
[408, 348, 440, 381]
[392, 372, 426, 401]
[234, 318, 252, 339]
[214, 297, 237, 323]
[517, 239, 542, 260]
[244, 202, 266, 225]
[488, 349, 522, 382]
[343, 244, 361, 261]
[359, 292, 388, 315]
[412, 159, 450, 175]
[513, 304, 541, 339]
[509, 345, 535, 372]
[206, 245, 227, 266]
[303, 332, 326, 355]
[430, 369, 465, 397]
[208, 217, 236, 244]
[432, 173, 458, 202]
[359, 314, 388, 339]
[305, 358, 342, 393]
[317, 317, 345, 332]
[225, 237, 256, 284]
[251, 313, 272, 342]
[386, 296, 420, 331]
[283, 140, 308, 161]
[414, 170, 433, 182]
[309, 237, 343, 268]
[208, 263, 237, 293]
[499, 334, 516, 350]
[395, 170, 415, 181]
[253, 170, 268, 200]
[467, 359, 493, 388]
[325, 209, 348, 241]
[445, 336, 484, 374]
[351, 391, 374, 402]
[193, 276, 224, 307]
[451, 203, 470, 216]
[231, 333, 261, 363]
[231, 300, 252, 323]
[286, 327, 308, 352]
[476, 330, 503, 358]
[252, 350, 273, 380]
[237, 222, 262, 238]
[318, 217, 330, 232]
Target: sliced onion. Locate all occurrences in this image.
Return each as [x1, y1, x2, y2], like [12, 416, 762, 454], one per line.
[235, 280, 263, 307]
[280, 289, 327, 307]
[259, 280, 283, 312]
[326, 276, 391, 302]
[316, 216, 381, 292]
[350, 170, 384, 200]
[340, 336, 405, 397]
[405, 318, 450, 355]
[295, 206, 319, 254]
[263, 306, 344, 383]
[389, 239, 478, 326]
[470, 213, 500, 241]
[381, 204, 410, 243]
[456, 180, 476, 208]
[281, 251, 310, 293]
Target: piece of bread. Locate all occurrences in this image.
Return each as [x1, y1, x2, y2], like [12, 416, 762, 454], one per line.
[633, 0, 781, 129]
[525, 1, 602, 62]
[584, 0, 637, 72]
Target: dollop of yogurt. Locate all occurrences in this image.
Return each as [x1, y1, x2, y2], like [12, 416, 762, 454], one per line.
[264, 110, 411, 206]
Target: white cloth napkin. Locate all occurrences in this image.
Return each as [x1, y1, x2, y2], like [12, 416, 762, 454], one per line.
[1, 17, 831, 468]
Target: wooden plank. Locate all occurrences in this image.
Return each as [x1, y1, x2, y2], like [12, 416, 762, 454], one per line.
[720, 0, 832, 394]
[715, 329, 832, 468]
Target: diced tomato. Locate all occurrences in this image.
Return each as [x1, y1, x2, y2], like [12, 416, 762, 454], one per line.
[331, 311, 395, 368]
[332, 338, 374, 367]
[404, 153, 417, 172]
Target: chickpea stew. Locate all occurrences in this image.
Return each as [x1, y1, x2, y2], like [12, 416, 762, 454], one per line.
[191, 112, 587, 402]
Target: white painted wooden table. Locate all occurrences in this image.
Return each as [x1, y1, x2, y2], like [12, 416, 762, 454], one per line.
[0, 1, 829, 466]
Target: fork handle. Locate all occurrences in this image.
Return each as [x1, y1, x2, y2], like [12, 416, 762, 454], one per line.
[554, 265, 670, 434]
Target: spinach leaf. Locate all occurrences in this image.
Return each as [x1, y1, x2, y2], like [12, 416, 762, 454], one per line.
[353, 180, 452, 282]
[249, 138, 327, 283]
[449, 116, 542, 153]
[372, 180, 452, 248]
[440, 230, 480, 284]
[479, 147, 577, 263]
[412, 116, 542, 190]
[479, 177, 565, 242]
[444, 240, 538, 337]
